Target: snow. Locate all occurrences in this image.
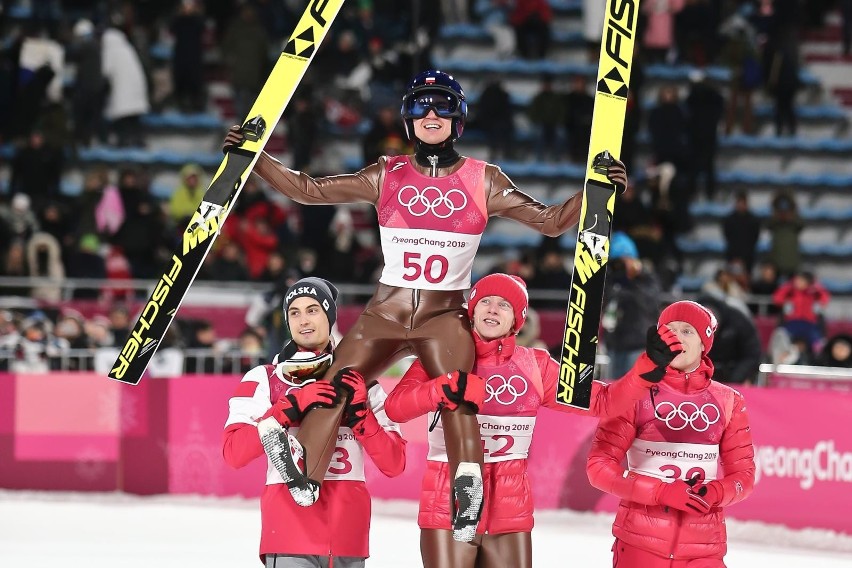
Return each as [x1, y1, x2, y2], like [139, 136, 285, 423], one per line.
[2, 491, 852, 567]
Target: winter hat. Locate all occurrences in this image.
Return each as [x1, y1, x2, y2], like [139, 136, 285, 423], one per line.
[283, 277, 339, 327]
[468, 273, 529, 334]
[658, 300, 718, 353]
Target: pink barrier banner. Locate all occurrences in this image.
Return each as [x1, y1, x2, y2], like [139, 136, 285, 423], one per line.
[2, 375, 852, 535]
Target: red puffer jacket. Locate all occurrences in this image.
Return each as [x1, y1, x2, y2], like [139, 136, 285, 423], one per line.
[586, 357, 755, 560]
[386, 332, 652, 534]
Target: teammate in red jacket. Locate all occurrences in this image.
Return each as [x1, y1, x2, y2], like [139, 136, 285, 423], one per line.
[384, 273, 655, 568]
[587, 300, 756, 568]
[223, 277, 406, 567]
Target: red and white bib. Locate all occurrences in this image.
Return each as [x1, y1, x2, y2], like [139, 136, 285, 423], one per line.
[377, 156, 488, 290]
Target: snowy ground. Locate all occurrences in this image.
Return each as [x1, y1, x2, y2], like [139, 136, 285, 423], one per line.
[2, 491, 852, 567]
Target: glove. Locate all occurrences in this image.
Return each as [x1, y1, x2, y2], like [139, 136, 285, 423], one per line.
[337, 368, 371, 430]
[693, 480, 723, 508]
[434, 371, 486, 413]
[262, 381, 338, 426]
[632, 325, 683, 383]
[222, 125, 245, 154]
[592, 150, 629, 194]
[654, 479, 711, 515]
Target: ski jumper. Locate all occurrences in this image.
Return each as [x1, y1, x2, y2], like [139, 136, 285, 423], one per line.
[587, 357, 755, 566]
[385, 332, 652, 568]
[253, 151, 584, 486]
[223, 362, 405, 563]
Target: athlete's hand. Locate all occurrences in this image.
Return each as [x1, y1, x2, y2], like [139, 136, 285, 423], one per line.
[605, 158, 628, 194]
[262, 381, 338, 427]
[222, 125, 245, 154]
[630, 325, 683, 383]
[654, 480, 711, 515]
[434, 371, 486, 413]
[692, 480, 723, 508]
[337, 369, 369, 428]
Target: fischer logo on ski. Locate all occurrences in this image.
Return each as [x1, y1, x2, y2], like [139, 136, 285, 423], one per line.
[557, 0, 640, 408]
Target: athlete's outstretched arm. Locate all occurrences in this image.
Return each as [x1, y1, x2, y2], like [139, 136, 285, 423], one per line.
[484, 160, 627, 236]
[536, 349, 652, 418]
[254, 152, 382, 205]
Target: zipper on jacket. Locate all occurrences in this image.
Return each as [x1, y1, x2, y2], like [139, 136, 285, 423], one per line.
[667, 509, 684, 560]
[428, 155, 438, 177]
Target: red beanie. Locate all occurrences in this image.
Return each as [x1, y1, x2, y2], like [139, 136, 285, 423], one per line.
[658, 300, 718, 353]
[468, 273, 529, 334]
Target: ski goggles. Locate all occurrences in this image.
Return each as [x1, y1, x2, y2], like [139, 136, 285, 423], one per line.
[402, 90, 465, 119]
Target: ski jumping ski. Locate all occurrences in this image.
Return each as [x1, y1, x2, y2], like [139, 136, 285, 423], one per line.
[108, 0, 345, 385]
[556, 0, 640, 409]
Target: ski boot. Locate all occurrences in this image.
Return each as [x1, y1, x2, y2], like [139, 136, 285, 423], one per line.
[451, 462, 484, 542]
[258, 417, 320, 506]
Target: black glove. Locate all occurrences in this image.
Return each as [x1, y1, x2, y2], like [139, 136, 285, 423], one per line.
[222, 125, 244, 154]
[435, 371, 486, 412]
[593, 150, 628, 194]
[631, 325, 683, 383]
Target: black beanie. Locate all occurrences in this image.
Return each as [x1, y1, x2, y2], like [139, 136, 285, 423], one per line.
[283, 277, 339, 327]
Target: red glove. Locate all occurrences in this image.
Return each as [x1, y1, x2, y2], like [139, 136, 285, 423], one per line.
[694, 481, 723, 507]
[632, 325, 683, 383]
[434, 371, 486, 412]
[653, 480, 711, 515]
[337, 369, 375, 433]
[262, 381, 338, 427]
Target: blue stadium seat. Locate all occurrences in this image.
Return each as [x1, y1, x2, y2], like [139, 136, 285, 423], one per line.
[141, 113, 223, 130]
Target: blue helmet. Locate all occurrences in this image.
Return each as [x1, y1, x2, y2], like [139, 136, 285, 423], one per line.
[400, 69, 467, 141]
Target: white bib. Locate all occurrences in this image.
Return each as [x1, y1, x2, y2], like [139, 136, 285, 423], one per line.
[428, 415, 536, 463]
[266, 426, 365, 484]
[627, 439, 719, 482]
[378, 226, 482, 290]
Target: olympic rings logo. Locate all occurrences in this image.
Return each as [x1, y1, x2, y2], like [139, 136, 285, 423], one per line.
[397, 185, 468, 218]
[485, 374, 528, 405]
[654, 401, 721, 432]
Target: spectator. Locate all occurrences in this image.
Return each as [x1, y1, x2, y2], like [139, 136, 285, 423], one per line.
[766, 190, 803, 278]
[842, 0, 852, 57]
[641, 0, 683, 62]
[75, 167, 125, 240]
[529, 248, 571, 308]
[602, 232, 663, 379]
[473, 76, 515, 162]
[85, 315, 115, 348]
[648, 85, 690, 172]
[750, 261, 780, 308]
[685, 70, 724, 199]
[284, 94, 320, 172]
[10, 129, 64, 207]
[206, 240, 251, 282]
[698, 261, 751, 316]
[696, 294, 762, 384]
[362, 106, 410, 165]
[185, 320, 220, 373]
[38, 200, 75, 265]
[772, 271, 831, 348]
[723, 191, 761, 275]
[26, 232, 65, 302]
[510, 0, 553, 59]
[527, 73, 562, 162]
[170, 0, 206, 112]
[111, 168, 166, 280]
[67, 234, 108, 299]
[68, 19, 107, 147]
[562, 74, 595, 164]
[817, 334, 852, 368]
[1, 240, 30, 295]
[108, 306, 132, 342]
[765, 32, 800, 137]
[582, 0, 606, 62]
[0, 194, 40, 245]
[4, 315, 69, 373]
[475, 0, 516, 59]
[767, 326, 815, 366]
[168, 163, 205, 227]
[221, 3, 270, 121]
[231, 327, 265, 373]
[720, 13, 761, 134]
[101, 26, 150, 147]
